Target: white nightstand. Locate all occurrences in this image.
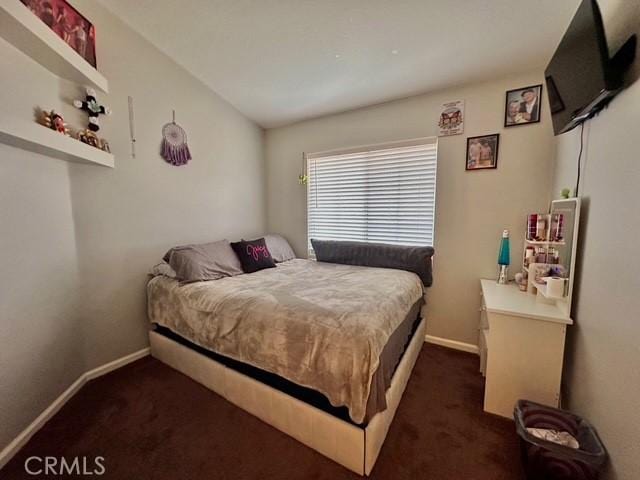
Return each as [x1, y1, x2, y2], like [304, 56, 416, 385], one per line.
[479, 279, 572, 418]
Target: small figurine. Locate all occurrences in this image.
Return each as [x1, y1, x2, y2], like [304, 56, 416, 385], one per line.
[77, 129, 100, 148]
[41, 110, 70, 135]
[514, 272, 527, 291]
[73, 87, 111, 132]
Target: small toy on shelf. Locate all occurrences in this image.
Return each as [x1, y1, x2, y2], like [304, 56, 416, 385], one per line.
[77, 129, 110, 152]
[514, 272, 527, 291]
[73, 87, 111, 132]
[77, 129, 99, 148]
[41, 110, 71, 136]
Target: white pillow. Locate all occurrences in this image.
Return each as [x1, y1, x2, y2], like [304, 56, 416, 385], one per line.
[264, 234, 296, 263]
[149, 261, 177, 278]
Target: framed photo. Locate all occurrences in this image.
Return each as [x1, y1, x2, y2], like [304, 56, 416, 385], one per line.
[504, 84, 542, 127]
[20, 0, 96, 67]
[438, 100, 464, 136]
[466, 134, 499, 171]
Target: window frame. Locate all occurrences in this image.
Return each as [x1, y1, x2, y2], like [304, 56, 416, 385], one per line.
[306, 136, 438, 254]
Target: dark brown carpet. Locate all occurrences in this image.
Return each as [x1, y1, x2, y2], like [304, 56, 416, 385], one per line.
[2, 344, 524, 479]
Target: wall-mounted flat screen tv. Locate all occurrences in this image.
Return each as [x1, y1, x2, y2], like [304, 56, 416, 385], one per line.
[545, 0, 636, 135]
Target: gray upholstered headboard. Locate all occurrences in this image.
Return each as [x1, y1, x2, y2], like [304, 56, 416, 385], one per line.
[310, 239, 434, 287]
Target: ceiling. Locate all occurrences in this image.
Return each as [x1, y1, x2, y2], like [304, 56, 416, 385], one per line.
[100, 0, 581, 128]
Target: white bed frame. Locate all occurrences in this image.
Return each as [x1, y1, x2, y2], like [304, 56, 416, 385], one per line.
[149, 318, 425, 476]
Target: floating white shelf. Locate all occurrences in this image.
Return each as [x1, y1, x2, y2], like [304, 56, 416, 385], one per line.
[0, 0, 108, 93]
[0, 118, 114, 167]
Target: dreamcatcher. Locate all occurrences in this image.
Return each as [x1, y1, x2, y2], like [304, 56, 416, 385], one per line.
[161, 110, 192, 166]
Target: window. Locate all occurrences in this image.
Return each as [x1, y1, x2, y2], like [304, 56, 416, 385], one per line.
[307, 137, 437, 252]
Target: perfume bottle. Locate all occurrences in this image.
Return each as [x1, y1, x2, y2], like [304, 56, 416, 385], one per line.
[527, 214, 537, 241]
[536, 216, 546, 241]
[553, 213, 564, 241]
[497, 229, 510, 284]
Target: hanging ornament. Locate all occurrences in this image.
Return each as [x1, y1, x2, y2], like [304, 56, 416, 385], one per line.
[160, 110, 192, 166]
[128, 95, 137, 158]
[73, 87, 111, 132]
[298, 152, 308, 185]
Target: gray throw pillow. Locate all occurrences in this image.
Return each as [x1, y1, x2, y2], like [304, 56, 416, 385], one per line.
[310, 239, 435, 287]
[264, 234, 296, 263]
[163, 239, 243, 282]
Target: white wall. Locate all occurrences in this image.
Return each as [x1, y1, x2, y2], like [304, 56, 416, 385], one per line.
[266, 70, 556, 346]
[0, 35, 87, 454]
[551, 2, 640, 478]
[0, 144, 84, 456]
[0, 0, 265, 452]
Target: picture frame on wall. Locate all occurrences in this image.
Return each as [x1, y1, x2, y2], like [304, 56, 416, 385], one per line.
[504, 84, 543, 127]
[20, 0, 97, 67]
[438, 100, 464, 136]
[466, 134, 499, 171]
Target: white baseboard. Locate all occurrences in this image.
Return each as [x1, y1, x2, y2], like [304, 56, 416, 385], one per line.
[0, 376, 87, 471]
[0, 347, 150, 470]
[84, 348, 150, 381]
[424, 334, 479, 354]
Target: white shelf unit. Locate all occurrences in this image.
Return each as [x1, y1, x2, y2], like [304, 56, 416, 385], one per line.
[0, 0, 108, 92]
[522, 199, 581, 317]
[0, 118, 114, 167]
[0, 0, 113, 167]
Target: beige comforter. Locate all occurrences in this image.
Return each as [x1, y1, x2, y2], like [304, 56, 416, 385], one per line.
[147, 258, 423, 423]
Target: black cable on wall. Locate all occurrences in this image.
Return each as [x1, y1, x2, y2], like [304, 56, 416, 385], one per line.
[575, 123, 585, 196]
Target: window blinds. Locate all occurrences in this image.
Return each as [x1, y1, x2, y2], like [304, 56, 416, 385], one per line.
[307, 138, 437, 250]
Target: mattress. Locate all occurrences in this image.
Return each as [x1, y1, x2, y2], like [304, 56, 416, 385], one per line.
[147, 258, 424, 423]
[152, 302, 421, 426]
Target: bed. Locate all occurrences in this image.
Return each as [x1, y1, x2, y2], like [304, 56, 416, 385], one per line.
[148, 252, 430, 475]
